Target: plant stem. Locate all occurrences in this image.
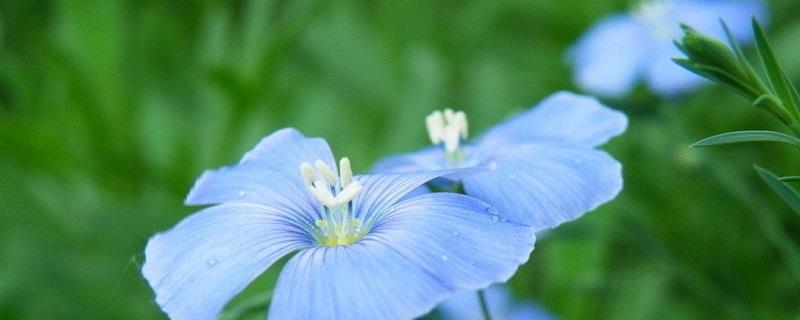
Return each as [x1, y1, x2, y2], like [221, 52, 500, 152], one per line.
[477, 289, 493, 320]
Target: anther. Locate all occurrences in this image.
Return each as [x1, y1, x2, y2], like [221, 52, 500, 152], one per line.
[339, 157, 352, 188]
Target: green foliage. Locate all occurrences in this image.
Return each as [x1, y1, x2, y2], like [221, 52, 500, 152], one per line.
[677, 18, 800, 217]
[1, 1, 800, 320]
[691, 130, 800, 148]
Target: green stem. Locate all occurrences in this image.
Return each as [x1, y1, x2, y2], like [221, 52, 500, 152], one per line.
[477, 289, 493, 320]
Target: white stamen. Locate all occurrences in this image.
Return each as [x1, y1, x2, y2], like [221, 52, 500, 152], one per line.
[300, 162, 315, 186]
[314, 160, 337, 185]
[425, 109, 469, 154]
[339, 157, 353, 188]
[333, 181, 362, 206]
[310, 180, 336, 207]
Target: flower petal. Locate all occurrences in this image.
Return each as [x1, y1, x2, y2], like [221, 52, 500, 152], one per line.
[184, 163, 324, 223]
[438, 285, 511, 320]
[268, 242, 452, 320]
[371, 146, 447, 173]
[569, 14, 651, 97]
[374, 193, 534, 289]
[479, 91, 628, 149]
[644, 42, 708, 96]
[239, 127, 337, 177]
[462, 145, 622, 229]
[352, 168, 485, 223]
[142, 203, 312, 320]
[673, 0, 766, 41]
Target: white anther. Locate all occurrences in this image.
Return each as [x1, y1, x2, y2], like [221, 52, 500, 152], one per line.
[314, 160, 337, 185]
[454, 111, 468, 139]
[425, 109, 469, 153]
[339, 157, 353, 188]
[333, 181, 363, 206]
[310, 180, 336, 207]
[426, 111, 445, 144]
[300, 162, 316, 187]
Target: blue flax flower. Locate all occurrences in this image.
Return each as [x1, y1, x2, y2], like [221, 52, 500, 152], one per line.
[373, 92, 626, 230]
[570, 0, 766, 97]
[142, 128, 535, 320]
[438, 285, 555, 320]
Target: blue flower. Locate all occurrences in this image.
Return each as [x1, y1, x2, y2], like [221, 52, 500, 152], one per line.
[438, 285, 555, 320]
[142, 128, 535, 320]
[569, 0, 766, 97]
[373, 92, 626, 230]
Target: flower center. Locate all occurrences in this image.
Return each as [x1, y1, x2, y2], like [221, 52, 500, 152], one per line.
[426, 108, 469, 164]
[633, 0, 674, 40]
[300, 157, 366, 246]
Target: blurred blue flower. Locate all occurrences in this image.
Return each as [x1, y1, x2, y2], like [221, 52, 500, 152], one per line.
[142, 128, 535, 320]
[373, 91, 626, 230]
[569, 0, 766, 97]
[438, 285, 555, 320]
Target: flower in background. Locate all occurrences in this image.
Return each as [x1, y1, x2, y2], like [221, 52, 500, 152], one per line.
[142, 128, 535, 320]
[569, 0, 766, 97]
[438, 285, 555, 320]
[373, 91, 626, 231]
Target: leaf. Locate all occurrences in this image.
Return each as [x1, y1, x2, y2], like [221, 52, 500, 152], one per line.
[752, 18, 800, 119]
[691, 130, 800, 148]
[780, 176, 800, 183]
[720, 19, 765, 92]
[755, 166, 800, 215]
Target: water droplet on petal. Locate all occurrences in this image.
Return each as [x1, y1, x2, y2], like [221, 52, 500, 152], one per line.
[237, 190, 246, 197]
[206, 258, 218, 266]
[491, 216, 499, 222]
[485, 206, 500, 215]
[440, 255, 449, 261]
[451, 231, 459, 237]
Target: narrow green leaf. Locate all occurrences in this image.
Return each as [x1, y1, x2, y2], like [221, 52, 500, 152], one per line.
[755, 165, 800, 214]
[752, 18, 800, 119]
[780, 176, 800, 183]
[691, 130, 800, 148]
[720, 19, 767, 93]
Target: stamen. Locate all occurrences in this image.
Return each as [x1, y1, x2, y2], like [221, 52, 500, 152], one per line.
[299, 157, 366, 246]
[426, 108, 469, 155]
[314, 160, 337, 185]
[339, 157, 352, 188]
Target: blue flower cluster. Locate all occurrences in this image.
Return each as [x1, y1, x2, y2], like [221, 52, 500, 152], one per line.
[142, 1, 768, 318]
[142, 92, 625, 319]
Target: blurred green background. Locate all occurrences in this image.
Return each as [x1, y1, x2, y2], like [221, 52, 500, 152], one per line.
[2, 0, 800, 319]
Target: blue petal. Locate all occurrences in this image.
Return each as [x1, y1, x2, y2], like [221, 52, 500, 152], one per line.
[438, 285, 511, 320]
[479, 91, 628, 149]
[645, 42, 708, 96]
[462, 145, 622, 229]
[184, 163, 325, 223]
[673, 0, 766, 41]
[238, 127, 337, 177]
[268, 243, 452, 320]
[352, 168, 486, 223]
[142, 203, 313, 320]
[570, 14, 651, 97]
[373, 193, 535, 289]
[644, 0, 767, 96]
[371, 146, 447, 173]
[438, 285, 555, 320]
[268, 193, 534, 320]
